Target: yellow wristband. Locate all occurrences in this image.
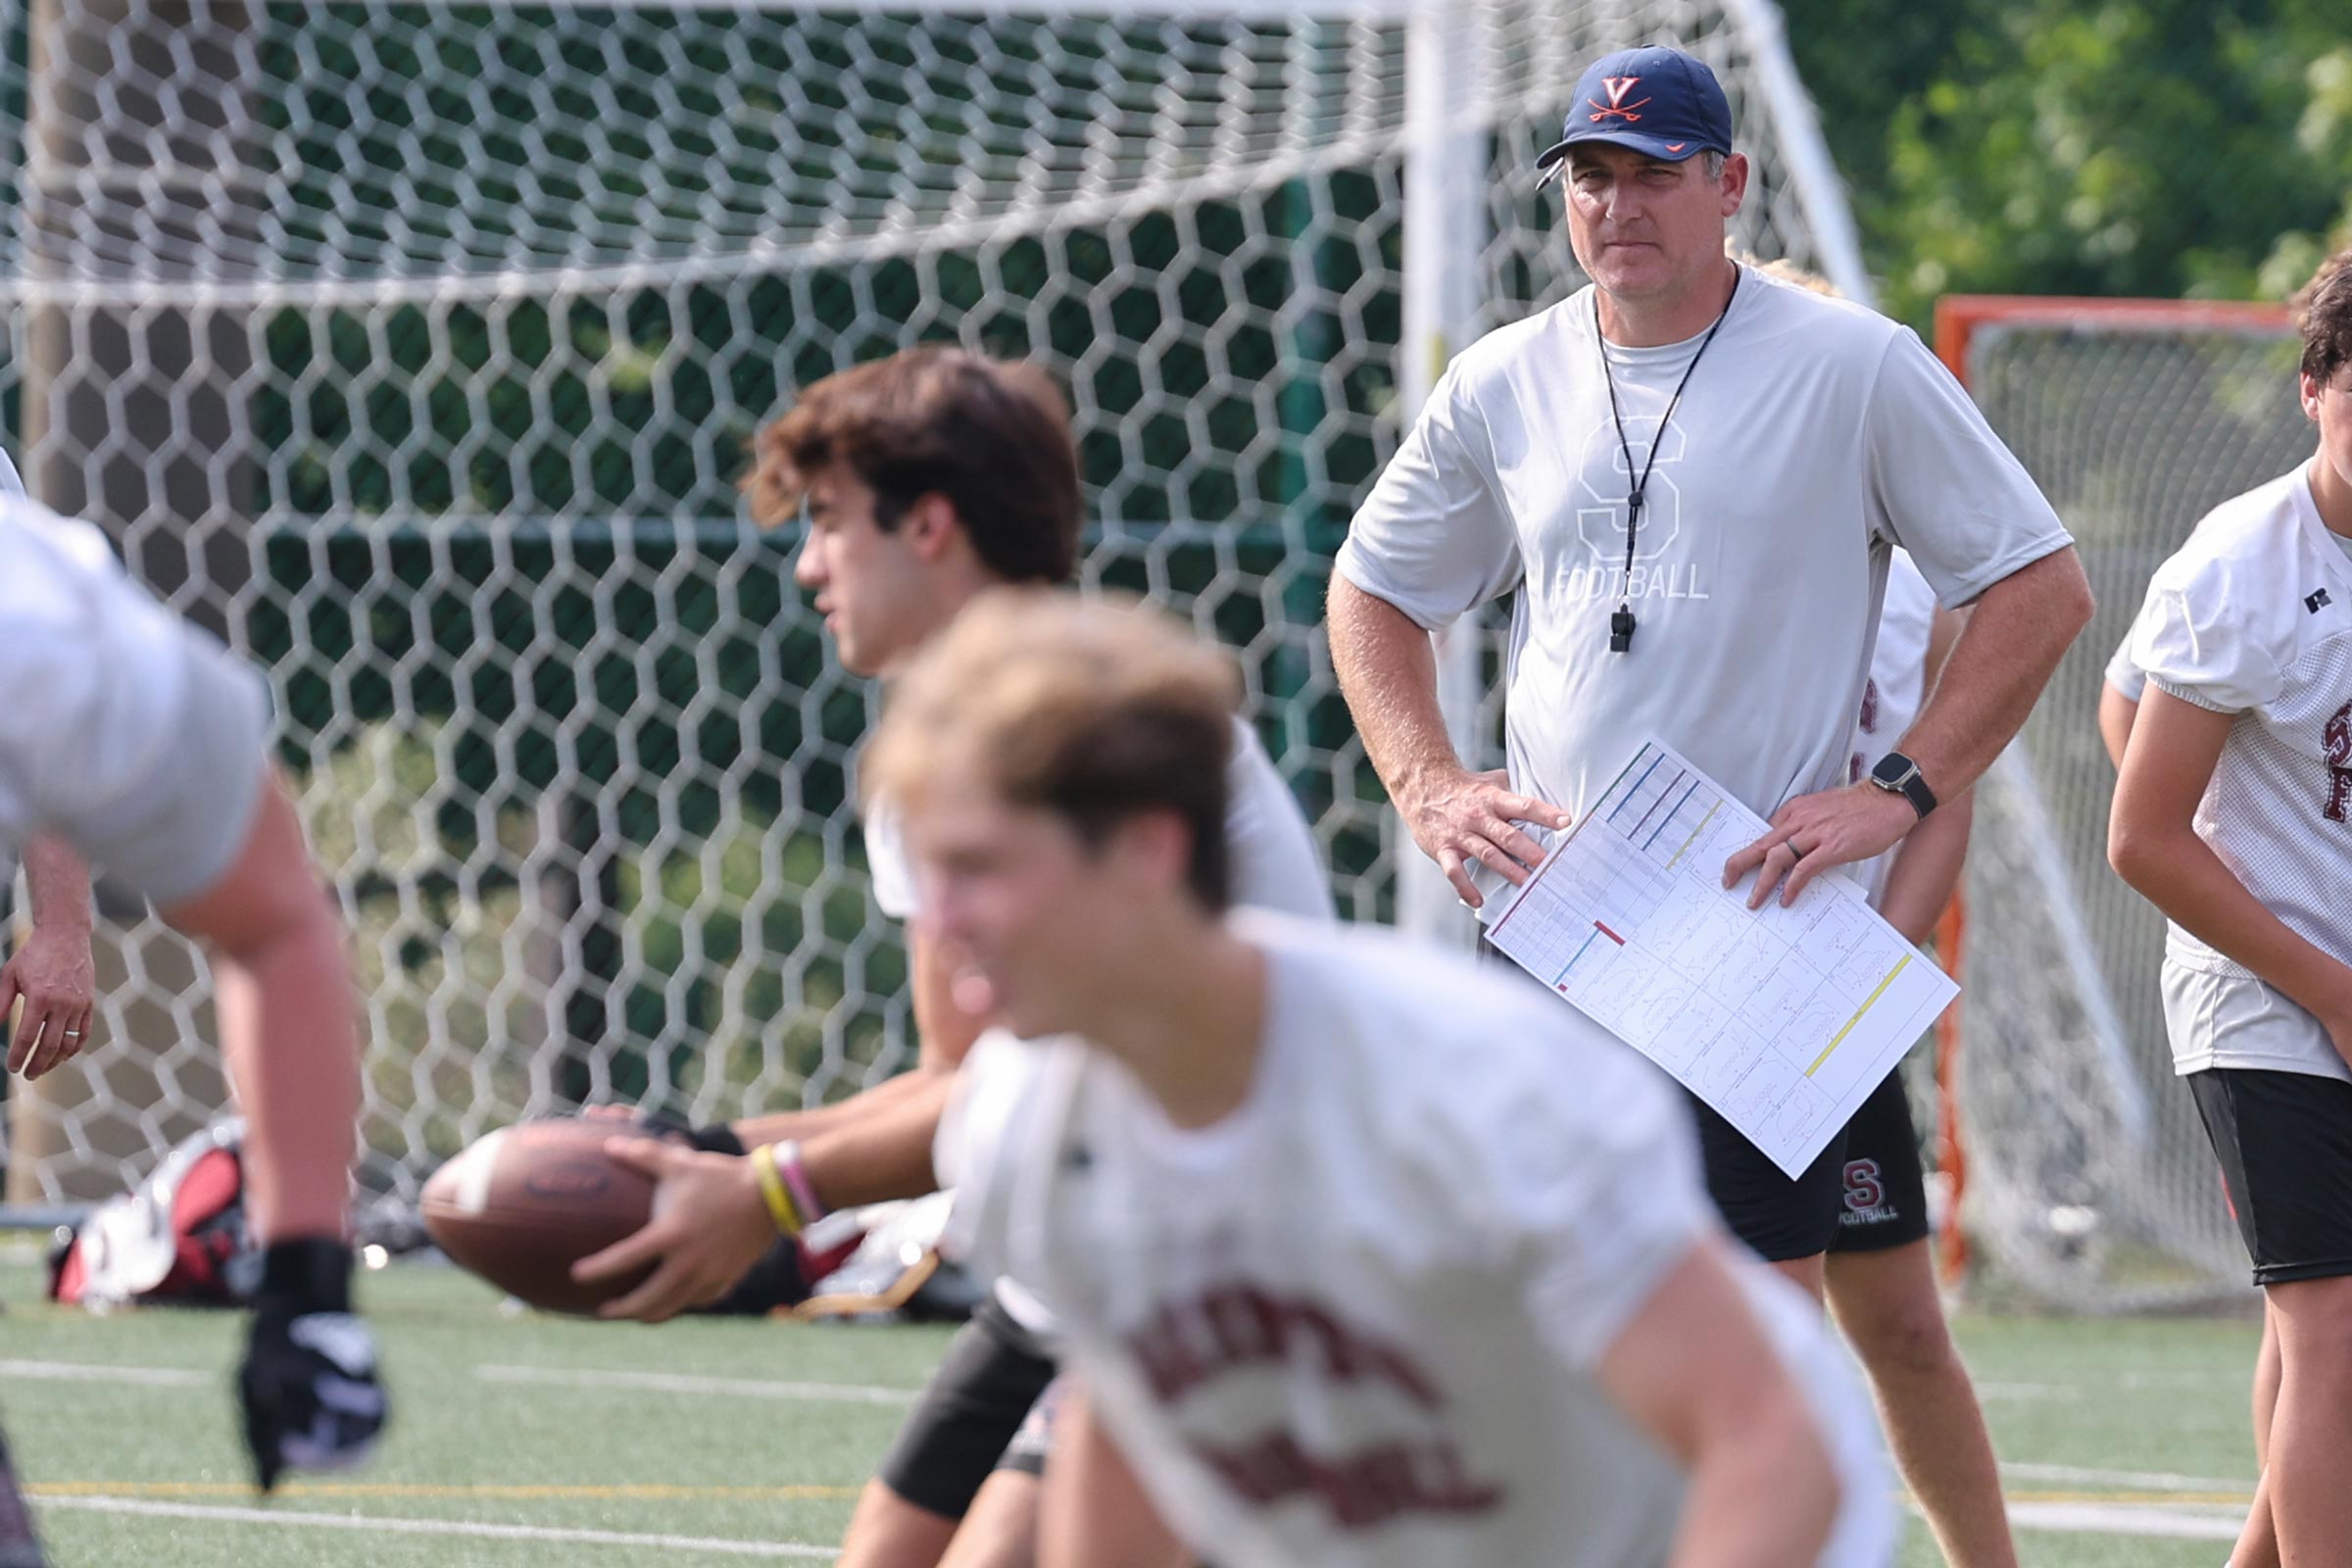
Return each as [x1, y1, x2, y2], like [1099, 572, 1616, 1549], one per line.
[751, 1143, 803, 1236]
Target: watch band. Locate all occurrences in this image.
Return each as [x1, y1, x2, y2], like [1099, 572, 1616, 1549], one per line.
[1869, 752, 1938, 819]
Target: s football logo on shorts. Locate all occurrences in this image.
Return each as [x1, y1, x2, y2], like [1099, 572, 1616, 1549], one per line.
[1841, 1159, 1886, 1215]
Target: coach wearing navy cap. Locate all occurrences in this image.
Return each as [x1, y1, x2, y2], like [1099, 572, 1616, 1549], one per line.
[1332, 27, 2089, 1545]
[1536, 44, 1736, 178]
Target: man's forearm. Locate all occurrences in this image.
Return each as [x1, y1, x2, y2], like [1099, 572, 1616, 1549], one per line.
[796, 1067, 957, 1210]
[1875, 791, 1972, 947]
[1327, 575, 1462, 801]
[22, 834, 92, 932]
[1667, 1397, 1839, 1568]
[1900, 548, 2093, 800]
[2111, 825, 2352, 1030]
[730, 1066, 936, 1148]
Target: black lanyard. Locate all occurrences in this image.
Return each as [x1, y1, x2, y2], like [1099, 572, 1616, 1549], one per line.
[1594, 268, 1740, 654]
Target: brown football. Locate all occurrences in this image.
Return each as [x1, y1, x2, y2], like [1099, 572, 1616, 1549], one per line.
[419, 1117, 656, 1315]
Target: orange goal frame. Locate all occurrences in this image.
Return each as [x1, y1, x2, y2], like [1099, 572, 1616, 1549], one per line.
[1927, 294, 2295, 1284]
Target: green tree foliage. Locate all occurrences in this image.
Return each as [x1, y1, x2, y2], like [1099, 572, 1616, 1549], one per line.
[1781, 0, 2352, 324]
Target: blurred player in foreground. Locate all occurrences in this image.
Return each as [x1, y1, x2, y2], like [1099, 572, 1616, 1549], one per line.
[886, 591, 1893, 1568]
[2110, 246, 2352, 1568]
[574, 346, 1331, 1568]
[0, 501, 383, 1499]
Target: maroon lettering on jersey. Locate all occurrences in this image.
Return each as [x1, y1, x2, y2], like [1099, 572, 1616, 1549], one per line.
[1196, 1430, 1505, 1531]
[1858, 676, 1880, 736]
[1126, 1284, 1443, 1409]
[2326, 700, 2352, 823]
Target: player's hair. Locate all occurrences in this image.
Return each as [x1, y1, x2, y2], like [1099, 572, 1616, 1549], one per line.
[744, 347, 1082, 586]
[862, 590, 1238, 911]
[1739, 251, 1840, 299]
[2295, 247, 2352, 388]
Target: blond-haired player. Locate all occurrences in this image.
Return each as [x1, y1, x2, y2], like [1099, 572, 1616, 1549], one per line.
[887, 591, 1893, 1568]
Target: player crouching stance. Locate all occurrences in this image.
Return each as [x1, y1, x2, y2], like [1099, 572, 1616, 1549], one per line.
[871, 592, 1893, 1568]
[0, 502, 384, 1497]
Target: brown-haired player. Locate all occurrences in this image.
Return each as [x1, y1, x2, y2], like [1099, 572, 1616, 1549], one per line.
[572, 346, 1333, 1568]
[878, 591, 1893, 1568]
[2111, 246, 2352, 1568]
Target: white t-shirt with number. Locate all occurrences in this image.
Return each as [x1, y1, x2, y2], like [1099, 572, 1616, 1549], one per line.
[1337, 265, 2072, 825]
[0, 497, 271, 905]
[1847, 551, 1936, 906]
[938, 914, 1890, 1568]
[2128, 466, 2352, 1081]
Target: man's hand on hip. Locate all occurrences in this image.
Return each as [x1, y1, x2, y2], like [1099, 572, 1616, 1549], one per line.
[1723, 783, 1917, 910]
[1400, 767, 1572, 909]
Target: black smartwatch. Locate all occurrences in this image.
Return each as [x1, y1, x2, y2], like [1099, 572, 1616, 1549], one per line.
[1867, 751, 1938, 819]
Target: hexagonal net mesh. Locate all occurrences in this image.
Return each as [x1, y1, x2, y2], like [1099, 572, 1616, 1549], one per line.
[1943, 302, 2303, 1310]
[0, 0, 1860, 1214]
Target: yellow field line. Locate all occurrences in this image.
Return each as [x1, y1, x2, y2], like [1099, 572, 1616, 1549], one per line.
[1806, 955, 1909, 1077]
[29, 1481, 860, 1501]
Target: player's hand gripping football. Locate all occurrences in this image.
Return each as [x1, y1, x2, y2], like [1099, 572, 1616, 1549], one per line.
[572, 1140, 779, 1323]
[1399, 765, 1573, 910]
[1724, 781, 1918, 909]
[238, 1240, 387, 1492]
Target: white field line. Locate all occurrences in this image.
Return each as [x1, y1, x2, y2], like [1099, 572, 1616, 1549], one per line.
[37, 1495, 838, 1558]
[2002, 1460, 2256, 1494]
[478, 1364, 919, 1406]
[2005, 1499, 2243, 1542]
[0, 1359, 209, 1389]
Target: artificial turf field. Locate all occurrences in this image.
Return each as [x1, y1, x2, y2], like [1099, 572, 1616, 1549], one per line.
[0, 1246, 2264, 1566]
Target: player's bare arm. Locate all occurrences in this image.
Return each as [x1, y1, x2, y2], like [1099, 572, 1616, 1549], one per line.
[2111, 687, 2352, 1060]
[1, 832, 95, 1078]
[1872, 606, 1976, 947]
[2096, 680, 2140, 770]
[161, 769, 364, 1246]
[1597, 1242, 1840, 1568]
[1728, 546, 2091, 907]
[1036, 1385, 1191, 1568]
[1327, 575, 1570, 908]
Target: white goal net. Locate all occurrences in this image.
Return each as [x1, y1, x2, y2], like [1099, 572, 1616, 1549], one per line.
[0, 0, 1862, 1214]
[1942, 300, 2305, 1310]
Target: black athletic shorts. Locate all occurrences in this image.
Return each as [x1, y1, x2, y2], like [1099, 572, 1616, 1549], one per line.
[2190, 1067, 2352, 1288]
[1827, 1068, 1932, 1254]
[995, 1375, 1064, 1480]
[876, 1291, 1058, 1519]
[1687, 1090, 1848, 1262]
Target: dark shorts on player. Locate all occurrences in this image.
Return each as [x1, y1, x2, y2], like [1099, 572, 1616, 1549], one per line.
[2189, 1067, 2352, 1288]
[995, 1375, 1064, 1480]
[1828, 1068, 1932, 1254]
[876, 1291, 1058, 1519]
[1686, 1091, 1848, 1262]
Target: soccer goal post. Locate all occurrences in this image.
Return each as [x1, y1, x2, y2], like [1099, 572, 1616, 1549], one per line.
[1936, 294, 2302, 1311]
[0, 0, 1865, 1218]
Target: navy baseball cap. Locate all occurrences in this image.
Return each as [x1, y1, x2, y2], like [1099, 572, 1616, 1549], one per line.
[1535, 46, 1734, 183]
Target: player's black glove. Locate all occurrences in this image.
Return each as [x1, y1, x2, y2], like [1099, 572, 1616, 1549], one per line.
[633, 1108, 746, 1156]
[238, 1239, 387, 1493]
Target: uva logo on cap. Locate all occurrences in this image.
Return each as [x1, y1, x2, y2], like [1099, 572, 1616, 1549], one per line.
[1589, 75, 1649, 122]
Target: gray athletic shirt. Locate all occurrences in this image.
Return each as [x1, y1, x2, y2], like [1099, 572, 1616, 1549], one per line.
[1338, 267, 2073, 823]
[0, 499, 271, 905]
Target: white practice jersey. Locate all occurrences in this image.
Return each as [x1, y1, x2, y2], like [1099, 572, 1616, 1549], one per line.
[2104, 630, 2147, 704]
[939, 915, 1891, 1568]
[1337, 265, 2070, 826]
[871, 711, 1337, 1338]
[0, 497, 271, 904]
[866, 715, 1332, 927]
[1847, 551, 1936, 906]
[2128, 466, 2352, 1081]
